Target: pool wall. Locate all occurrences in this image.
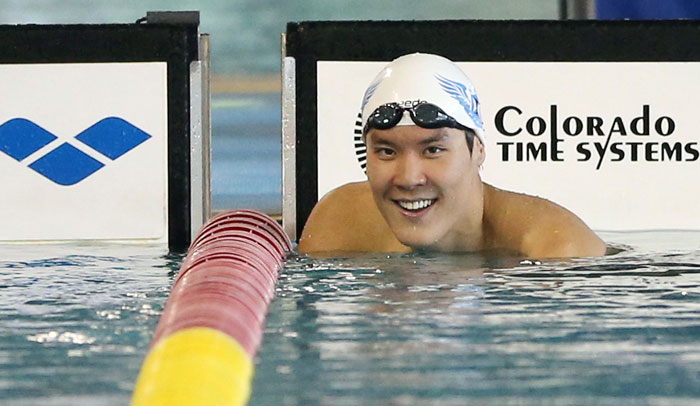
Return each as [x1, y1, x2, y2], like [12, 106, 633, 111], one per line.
[285, 20, 700, 240]
[0, 15, 209, 251]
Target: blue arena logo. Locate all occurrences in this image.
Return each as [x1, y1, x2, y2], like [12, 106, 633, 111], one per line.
[0, 117, 151, 185]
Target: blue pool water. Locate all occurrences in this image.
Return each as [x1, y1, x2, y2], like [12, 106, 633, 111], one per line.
[0, 244, 178, 406]
[211, 93, 282, 214]
[2, 232, 700, 405]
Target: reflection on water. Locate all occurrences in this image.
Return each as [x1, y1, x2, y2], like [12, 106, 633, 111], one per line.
[251, 239, 700, 406]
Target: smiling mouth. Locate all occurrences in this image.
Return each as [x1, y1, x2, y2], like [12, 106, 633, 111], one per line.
[395, 199, 436, 212]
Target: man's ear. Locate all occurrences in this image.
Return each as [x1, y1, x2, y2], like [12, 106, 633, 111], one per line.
[473, 137, 485, 166]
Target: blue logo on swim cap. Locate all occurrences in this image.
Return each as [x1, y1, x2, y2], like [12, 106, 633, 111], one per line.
[361, 80, 382, 111]
[435, 74, 483, 128]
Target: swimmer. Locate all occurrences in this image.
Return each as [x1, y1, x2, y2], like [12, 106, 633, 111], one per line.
[299, 53, 606, 258]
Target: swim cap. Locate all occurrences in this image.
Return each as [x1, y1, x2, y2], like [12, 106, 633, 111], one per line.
[360, 53, 484, 142]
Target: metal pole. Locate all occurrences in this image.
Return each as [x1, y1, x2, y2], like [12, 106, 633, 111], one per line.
[281, 33, 297, 240]
[561, 0, 596, 19]
[200, 34, 212, 222]
[189, 33, 212, 240]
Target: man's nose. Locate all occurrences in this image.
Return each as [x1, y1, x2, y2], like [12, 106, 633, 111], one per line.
[393, 153, 426, 189]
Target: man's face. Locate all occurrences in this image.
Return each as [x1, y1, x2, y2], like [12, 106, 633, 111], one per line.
[365, 125, 484, 250]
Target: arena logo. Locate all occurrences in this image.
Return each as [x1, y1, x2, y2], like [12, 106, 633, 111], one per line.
[493, 105, 698, 169]
[0, 117, 151, 185]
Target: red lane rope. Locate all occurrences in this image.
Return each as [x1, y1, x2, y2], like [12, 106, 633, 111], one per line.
[151, 210, 292, 356]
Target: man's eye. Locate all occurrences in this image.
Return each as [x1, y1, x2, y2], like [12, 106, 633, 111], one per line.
[374, 148, 395, 157]
[425, 146, 444, 155]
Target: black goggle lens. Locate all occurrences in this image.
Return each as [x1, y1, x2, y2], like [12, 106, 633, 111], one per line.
[370, 104, 403, 129]
[412, 103, 450, 128]
[364, 103, 461, 134]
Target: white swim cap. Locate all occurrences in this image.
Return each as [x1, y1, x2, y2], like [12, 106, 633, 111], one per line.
[361, 53, 484, 142]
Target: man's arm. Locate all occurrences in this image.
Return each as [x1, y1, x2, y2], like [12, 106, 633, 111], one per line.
[485, 185, 606, 259]
[298, 182, 408, 254]
[518, 198, 606, 258]
[523, 214, 606, 258]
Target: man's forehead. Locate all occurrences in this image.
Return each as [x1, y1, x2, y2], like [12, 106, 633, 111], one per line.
[367, 126, 456, 144]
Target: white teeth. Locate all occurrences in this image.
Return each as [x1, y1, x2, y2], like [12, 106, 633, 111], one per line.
[398, 199, 435, 211]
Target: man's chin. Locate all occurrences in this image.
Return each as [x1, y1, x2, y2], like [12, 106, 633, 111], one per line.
[382, 213, 442, 248]
[394, 231, 440, 250]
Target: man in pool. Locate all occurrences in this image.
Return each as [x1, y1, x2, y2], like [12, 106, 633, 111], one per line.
[298, 53, 606, 258]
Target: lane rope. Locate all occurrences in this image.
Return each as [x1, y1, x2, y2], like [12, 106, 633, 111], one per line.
[132, 210, 292, 406]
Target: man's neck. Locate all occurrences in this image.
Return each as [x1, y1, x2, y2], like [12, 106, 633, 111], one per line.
[433, 179, 486, 253]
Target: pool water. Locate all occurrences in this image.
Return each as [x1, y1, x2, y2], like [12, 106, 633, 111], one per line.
[250, 232, 700, 405]
[0, 244, 179, 406]
[2, 232, 700, 405]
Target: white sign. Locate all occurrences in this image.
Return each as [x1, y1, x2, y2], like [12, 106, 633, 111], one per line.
[0, 62, 168, 242]
[317, 61, 700, 231]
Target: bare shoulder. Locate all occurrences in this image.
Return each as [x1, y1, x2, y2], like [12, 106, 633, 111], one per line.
[298, 181, 408, 254]
[484, 184, 606, 258]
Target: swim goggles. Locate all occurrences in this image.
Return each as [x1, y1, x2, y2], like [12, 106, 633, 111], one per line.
[363, 102, 469, 135]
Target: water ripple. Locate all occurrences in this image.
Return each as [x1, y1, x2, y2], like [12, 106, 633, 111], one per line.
[252, 245, 700, 405]
[0, 243, 176, 404]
